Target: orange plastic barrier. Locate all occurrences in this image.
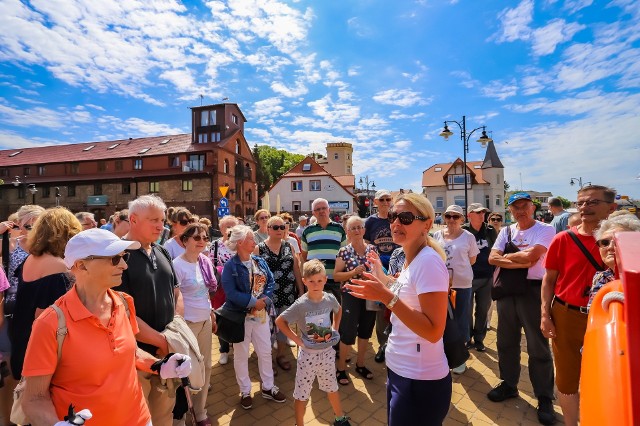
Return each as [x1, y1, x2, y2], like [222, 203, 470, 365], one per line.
[580, 232, 639, 425]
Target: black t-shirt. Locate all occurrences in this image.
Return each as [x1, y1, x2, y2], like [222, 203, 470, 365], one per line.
[114, 244, 178, 355]
[462, 223, 497, 279]
[10, 263, 74, 379]
[364, 214, 399, 269]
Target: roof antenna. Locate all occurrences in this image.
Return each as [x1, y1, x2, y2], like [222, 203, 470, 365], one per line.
[222, 97, 229, 102]
[200, 94, 203, 106]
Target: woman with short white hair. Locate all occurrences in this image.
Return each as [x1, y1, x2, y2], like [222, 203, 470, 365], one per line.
[220, 225, 286, 410]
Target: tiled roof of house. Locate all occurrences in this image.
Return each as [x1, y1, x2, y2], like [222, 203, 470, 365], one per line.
[422, 159, 487, 187]
[334, 175, 355, 188]
[269, 156, 355, 196]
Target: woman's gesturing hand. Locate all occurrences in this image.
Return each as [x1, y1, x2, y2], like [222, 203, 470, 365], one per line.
[344, 272, 394, 304]
[365, 251, 386, 281]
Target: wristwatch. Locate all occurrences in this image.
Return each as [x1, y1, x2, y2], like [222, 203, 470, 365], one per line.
[387, 293, 399, 309]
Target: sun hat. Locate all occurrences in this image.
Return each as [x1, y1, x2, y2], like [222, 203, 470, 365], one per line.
[468, 203, 489, 213]
[444, 205, 465, 216]
[64, 228, 140, 268]
[374, 189, 392, 200]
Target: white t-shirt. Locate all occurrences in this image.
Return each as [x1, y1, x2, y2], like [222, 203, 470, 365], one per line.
[163, 238, 185, 260]
[492, 221, 555, 280]
[172, 256, 212, 322]
[433, 229, 480, 289]
[286, 236, 301, 254]
[385, 246, 450, 381]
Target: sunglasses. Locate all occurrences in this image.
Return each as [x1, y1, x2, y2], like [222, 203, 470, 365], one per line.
[11, 225, 21, 230]
[191, 235, 210, 242]
[387, 211, 428, 225]
[490, 217, 503, 222]
[444, 214, 462, 220]
[596, 238, 613, 248]
[378, 198, 392, 202]
[258, 216, 270, 220]
[269, 225, 286, 231]
[22, 224, 33, 231]
[178, 218, 195, 226]
[84, 252, 130, 266]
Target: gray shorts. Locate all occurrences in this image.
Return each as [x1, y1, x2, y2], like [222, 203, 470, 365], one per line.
[293, 347, 339, 401]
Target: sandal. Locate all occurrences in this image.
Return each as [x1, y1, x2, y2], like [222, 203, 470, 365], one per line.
[276, 355, 291, 371]
[336, 369, 350, 386]
[355, 365, 374, 380]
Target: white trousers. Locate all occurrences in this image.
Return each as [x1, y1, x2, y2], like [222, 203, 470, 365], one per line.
[232, 318, 274, 394]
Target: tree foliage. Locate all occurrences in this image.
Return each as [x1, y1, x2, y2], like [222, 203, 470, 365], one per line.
[556, 196, 572, 208]
[253, 145, 305, 201]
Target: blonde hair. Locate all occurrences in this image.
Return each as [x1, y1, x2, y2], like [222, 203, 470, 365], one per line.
[225, 225, 254, 251]
[267, 216, 284, 228]
[27, 207, 82, 257]
[17, 205, 45, 226]
[254, 209, 270, 221]
[395, 193, 446, 261]
[302, 259, 326, 278]
[218, 215, 238, 230]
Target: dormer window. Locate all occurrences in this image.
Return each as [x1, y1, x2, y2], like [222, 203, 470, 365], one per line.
[236, 140, 240, 154]
[200, 110, 216, 126]
[302, 164, 311, 171]
[435, 167, 442, 172]
[232, 114, 238, 125]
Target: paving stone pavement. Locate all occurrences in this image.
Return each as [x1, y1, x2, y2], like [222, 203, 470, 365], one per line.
[203, 310, 565, 426]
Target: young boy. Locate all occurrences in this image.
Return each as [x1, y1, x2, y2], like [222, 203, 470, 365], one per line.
[275, 259, 351, 426]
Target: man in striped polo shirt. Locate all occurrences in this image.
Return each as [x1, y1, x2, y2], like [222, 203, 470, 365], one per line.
[301, 198, 347, 302]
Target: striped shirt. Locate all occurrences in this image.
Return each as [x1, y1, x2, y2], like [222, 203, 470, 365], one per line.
[301, 222, 347, 280]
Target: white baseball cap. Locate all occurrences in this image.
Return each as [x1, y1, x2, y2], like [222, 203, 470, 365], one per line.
[444, 205, 465, 216]
[64, 228, 140, 268]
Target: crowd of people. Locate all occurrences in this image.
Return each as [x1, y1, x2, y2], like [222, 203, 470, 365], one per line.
[0, 183, 637, 425]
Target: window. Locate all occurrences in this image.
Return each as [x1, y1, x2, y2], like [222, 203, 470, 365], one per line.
[496, 175, 500, 184]
[495, 195, 502, 207]
[108, 143, 120, 150]
[454, 196, 466, 208]
[122, 183, 130, 195]
[232, 114, 238, 124]
[18, 186, 25, 199]
[170, 156, 180, 167]
[448, 174, 470, 185]
[198, 133, 208, 143]
[149, 182, 160, 193]
[201, 110, 210, 126]
[436, 197, 444, 209]
[292, 201, 301, 212]
[134, 159, 143, 170]
[334, 153, 339, 160]
[223, 159, 229, 174]
[38, 166, 45, 176]
[94, 183, 102, 195]
[212, 132, 221, 142]
[70, 163, 79, 175]
[246, 189, 252, 202]
[83, 145, 95, 151]
[347, 153, 350, 160]
[115, 160, 123, 171]
[347, 166, 351, 173]
[435, 167, 442, 172]
[235, 140, 240, 154]
[68, 185, 76, 197]
[23, 167, 30, 176]
[302, 164, 311, 171]
[310, 180, 321, 191]
[188, 154, 205, 171]
[42, 187, 50, 198]
[182, 180, 193, 191]
[98, 161, 106, 172]
[0, 168, 8, 177]
[291, 181, 302, 191]
[485, 195, 491, 209]
[138, 148, 150, 154]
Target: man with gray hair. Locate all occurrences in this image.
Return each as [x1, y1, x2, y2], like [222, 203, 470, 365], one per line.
[75, 212, 97, 230]
[548, 197, 571, 234]
[300, 198, 346, 302]
[114, 194, 184, 426]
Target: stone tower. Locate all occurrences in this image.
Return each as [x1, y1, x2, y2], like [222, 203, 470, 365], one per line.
[324, 142, 353, 176]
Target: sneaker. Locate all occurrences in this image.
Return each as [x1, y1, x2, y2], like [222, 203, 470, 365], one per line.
[240, 393, 252, 410]
[475, 342, 486, 352]
[334, 416, 351, 426]
[261, 386, 286, 403]
[374, 344, 386, 363]
[465, 340, 474, 350]
[452, 363, 467, 375]
[487, 381, 518, 402]
[537, 396, 557, 425]
[219, 352, 229, 365]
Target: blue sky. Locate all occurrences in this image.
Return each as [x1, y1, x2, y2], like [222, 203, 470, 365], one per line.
[1, 0, 639, 200]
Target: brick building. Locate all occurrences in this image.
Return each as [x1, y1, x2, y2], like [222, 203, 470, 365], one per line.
[0, 103, 257, 224]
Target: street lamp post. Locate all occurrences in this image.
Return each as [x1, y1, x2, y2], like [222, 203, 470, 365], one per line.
[13, 176, 37, 204]
[570, 177, 591, 189]
[359, 176, 376, 216]
[439, 116, 493, 215]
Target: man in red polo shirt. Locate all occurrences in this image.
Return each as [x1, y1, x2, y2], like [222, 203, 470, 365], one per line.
[541, 185, 616, 426]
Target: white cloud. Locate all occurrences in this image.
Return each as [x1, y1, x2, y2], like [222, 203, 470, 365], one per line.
[495, 0, 534, 43]
[531, 19, 585, 56]
[372, 89, 429, 107]
[563, 0, 593, 14]
[481, 79, 518, 100]
[271, 80, 308, 97]
[347, 17, 375, 38]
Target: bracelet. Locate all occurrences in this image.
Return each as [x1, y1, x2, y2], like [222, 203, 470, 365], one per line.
[387, 293, 400, 309]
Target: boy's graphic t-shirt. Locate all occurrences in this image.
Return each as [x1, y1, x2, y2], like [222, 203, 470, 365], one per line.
[280, 292, 340, 350]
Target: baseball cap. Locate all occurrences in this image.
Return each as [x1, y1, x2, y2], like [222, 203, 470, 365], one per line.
[507, 192, 532, 206]
[445, 205, 465, 216]
[375, 189, 392, 200]
[299, 215, 308, 221]
[64, 228, 141, 268]
[468, 203, 489, 213]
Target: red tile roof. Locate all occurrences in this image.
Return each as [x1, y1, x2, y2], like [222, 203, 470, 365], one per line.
[269, 156, 355, 196]
[334, 175, 355, 188]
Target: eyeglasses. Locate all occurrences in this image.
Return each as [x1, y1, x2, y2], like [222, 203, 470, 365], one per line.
[84, 252, 130, 266]
[269, 225, 286, 231]
[191, 235, 210, 242]
[444, 214, 462, 220]
[22, 224, 33, 231]
[178, 218, 195, 226]
[490, 217, 503, 222]
[313, 206, 328, 212]
[378, 198, 392, 202]
[348, 225, 364, 231]
[11, 225, 20, 230]
[596, 238, 613, 248]
[576, 199, 609, 208]
[387, 211, 429, 225]
[258, 216, 270, 221]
